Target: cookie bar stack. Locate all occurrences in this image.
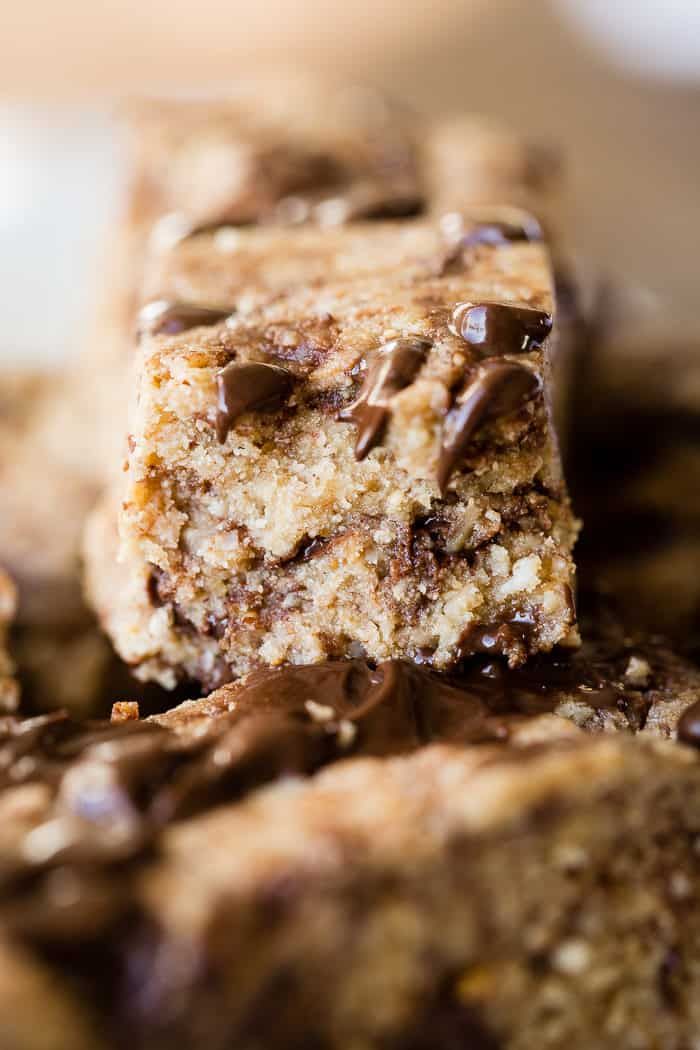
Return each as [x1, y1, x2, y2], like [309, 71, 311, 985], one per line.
[85, 79, 577, 689]
[1, 77, 700, 1050]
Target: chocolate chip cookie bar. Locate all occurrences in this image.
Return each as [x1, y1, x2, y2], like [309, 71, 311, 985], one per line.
[86, 212, 577, 689]
[2, 602, 700, 1049]
[126, 78, 560, 241]
[126, 76, 422, 237]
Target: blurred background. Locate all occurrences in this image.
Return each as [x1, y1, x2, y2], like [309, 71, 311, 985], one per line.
[1, 0, 699, 363]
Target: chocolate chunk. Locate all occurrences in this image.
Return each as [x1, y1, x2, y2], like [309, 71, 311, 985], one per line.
[138, 299, 232, 337]
[450, 301, 552, 355]
[437, 360, 540, 493]
[678, 700, 700, 747]
[338, 337, 432, 459]
[216, 362, 295, 443]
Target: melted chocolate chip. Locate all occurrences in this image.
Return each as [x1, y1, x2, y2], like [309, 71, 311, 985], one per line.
[678, 700, 700, 747]
[338, 337, 432, 459]
[437, 360, 540, 493]
[451, 302, 552, 355]
[138, 300, 232, 337]
[216, 361, 295, 443]
[456, 620, 534, 667]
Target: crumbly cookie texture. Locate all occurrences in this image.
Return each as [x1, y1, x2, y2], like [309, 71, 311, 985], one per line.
[90, 217, 577, 688]
[0, 568, 18, 712]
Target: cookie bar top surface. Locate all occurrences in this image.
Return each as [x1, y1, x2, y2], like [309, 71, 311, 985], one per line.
[128, 76, 422, 232]
[131, 217, 556, 521]
[143, 205, 550, 311]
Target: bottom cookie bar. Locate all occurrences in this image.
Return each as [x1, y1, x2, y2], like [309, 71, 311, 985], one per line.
[2, 604, 700, 1048]
[130, 734, 700, 1050]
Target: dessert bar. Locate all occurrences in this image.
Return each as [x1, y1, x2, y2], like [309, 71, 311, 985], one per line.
[88, 214, 577, 687]
[1, 603, 700, 1047]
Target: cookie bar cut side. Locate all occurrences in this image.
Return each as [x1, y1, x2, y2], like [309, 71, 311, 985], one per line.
[96, 216, 578, 689]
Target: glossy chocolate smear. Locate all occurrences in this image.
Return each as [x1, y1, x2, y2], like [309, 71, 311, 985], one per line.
[338, 337, 432, 459]
[437, 359, 540, 493]
[0, 623, 677, 941]
[456, 620, 534, 668]
[216, 361, 295, 443]
[138, 300, 232, 337]
[451, 301, 552, 355]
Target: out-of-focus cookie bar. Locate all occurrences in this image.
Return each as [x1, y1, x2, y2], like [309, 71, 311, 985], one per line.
[0, 369, 116, 714]
[126, 76, 423, 236]
[0, 568, 18, 712]
[2, 613, 700, 1049]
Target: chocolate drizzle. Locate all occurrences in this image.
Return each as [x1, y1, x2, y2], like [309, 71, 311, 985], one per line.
[450, 302, 552, 354]
[336, 301, 550, 486]
[138, 300, 232, 337]
[216, 361, 295, 443]
[338, 337, 432, 459]
[437, 360, 540, 494]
